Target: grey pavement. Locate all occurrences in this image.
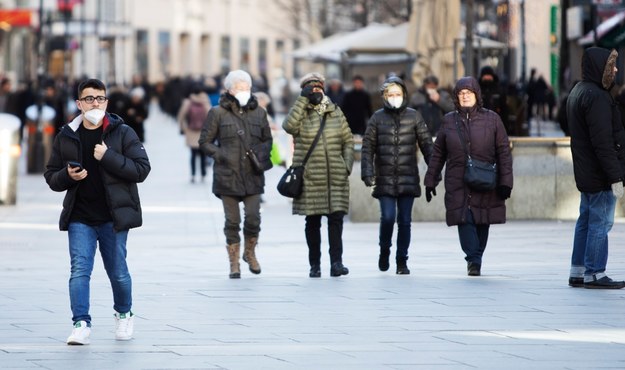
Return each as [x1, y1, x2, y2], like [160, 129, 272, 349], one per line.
[1, 105, 624, 370]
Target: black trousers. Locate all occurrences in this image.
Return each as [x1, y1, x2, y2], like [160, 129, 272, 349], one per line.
[305, 212, 345, 266]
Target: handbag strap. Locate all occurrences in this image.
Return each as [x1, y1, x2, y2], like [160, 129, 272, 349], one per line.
[454, 113, 472, 160]
[300, 113, 327, 167]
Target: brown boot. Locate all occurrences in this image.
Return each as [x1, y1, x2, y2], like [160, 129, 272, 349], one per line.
[226, 243, 241, 278]
[243, 236, 261, 274]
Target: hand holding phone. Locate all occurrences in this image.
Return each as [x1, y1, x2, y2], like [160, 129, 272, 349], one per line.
[67, 161, 83, 171]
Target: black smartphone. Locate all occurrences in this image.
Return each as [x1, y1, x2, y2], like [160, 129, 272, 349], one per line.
[67, 161, 83, 171]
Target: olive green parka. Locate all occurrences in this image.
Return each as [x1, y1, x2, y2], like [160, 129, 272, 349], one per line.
[282, 96, 354, 215]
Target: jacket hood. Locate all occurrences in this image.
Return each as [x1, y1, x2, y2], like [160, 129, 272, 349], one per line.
[67, 112, 123, 133]
[219, 92, 259, 111]
[379, 75, 409, 111]
[582, 47, 618, 90]
[452, 76, 483, 110]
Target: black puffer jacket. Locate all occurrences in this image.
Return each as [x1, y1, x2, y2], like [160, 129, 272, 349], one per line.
[361, 76, 433, 198]
[44, 113, 151, 231]
[199, 93, 273, 197]
[567, 47, 625, 192]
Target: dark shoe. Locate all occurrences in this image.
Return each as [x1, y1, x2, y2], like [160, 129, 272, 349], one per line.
[396, 257, 410, 275]
[330, 262, 349, 277]
[378, 248, 390, 271]
[309, 264, 321, 278]
[584, 276, 625, 289]
[467, 262, 481, 276]
[568, 277, 584, 288]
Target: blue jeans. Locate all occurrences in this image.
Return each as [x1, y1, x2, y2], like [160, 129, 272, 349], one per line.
[571, 191, 616, 281]
[457, 209, 490, 264]
[378, 196, 414, 259]
[68, 222, 131, 324]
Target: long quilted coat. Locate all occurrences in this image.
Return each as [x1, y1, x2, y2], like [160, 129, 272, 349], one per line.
[282, 96, 354, 215]
[424, 77, 513, 226]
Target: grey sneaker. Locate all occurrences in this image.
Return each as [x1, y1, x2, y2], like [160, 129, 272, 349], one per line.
[67, 320, 91, 345]
[114, 311, 134, 340]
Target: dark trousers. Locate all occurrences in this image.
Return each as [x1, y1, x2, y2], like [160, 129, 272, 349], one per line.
[378, 196, 414, 259]
[221, 194, 261, 245]
[305, 212, 345, 266]
[190, 148, 207, 177]
[457, 209, 490, 264]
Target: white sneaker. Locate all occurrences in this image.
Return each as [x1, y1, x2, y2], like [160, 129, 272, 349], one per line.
[114, 311, 134, 341]
[67, 321, 91, 345]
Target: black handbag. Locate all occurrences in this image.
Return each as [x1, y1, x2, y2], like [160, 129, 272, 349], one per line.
[455, 115, 497, 192]
[277, 114, 327, 198]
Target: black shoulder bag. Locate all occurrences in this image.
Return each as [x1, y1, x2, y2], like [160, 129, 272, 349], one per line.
[454, 114, 497, 192]
[277, 114, 327, 198]
[234, 118, 264, 174]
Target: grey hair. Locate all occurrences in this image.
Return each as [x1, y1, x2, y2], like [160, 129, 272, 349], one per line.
[224, 70, 252, 90]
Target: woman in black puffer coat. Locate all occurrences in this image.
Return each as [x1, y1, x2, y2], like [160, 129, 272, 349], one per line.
[361, 76, 433, 274]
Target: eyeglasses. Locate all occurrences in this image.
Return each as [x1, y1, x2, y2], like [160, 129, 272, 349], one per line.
[80, 96, 108, 104]
[457, 91, 474, 97]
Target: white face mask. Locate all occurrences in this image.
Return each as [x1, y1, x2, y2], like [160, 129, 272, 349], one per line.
[84, 109, 106, 125]
[234, 91, 251, 106]
[388, 97, 403, 109]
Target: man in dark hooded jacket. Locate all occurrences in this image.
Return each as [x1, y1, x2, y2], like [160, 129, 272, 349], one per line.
[567, 47, 625, 289]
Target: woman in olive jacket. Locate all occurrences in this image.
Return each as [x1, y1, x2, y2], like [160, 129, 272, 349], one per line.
[283, 72, 354, 278]
[424, 76, 513, 276]
[361, 76, 433, 274]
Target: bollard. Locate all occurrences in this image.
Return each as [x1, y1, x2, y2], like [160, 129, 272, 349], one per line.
[0, 113, 22, 205]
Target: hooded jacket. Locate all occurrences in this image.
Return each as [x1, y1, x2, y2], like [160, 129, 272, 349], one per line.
[198, 93, 273, 197]
[361, 76, 433, 198]
[282, 95, 354, 216]
[567, 47, 625, 192]
[44, 113, 151, 231]
[424, 76, 513, 226]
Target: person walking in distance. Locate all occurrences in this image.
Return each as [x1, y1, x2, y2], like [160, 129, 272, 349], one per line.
[44, 78, 151, 344]
[178, 86, 211, 183]
[361, 75, 433, 274]
[199, 70, 273, 278]
[567, 47, 625, 289]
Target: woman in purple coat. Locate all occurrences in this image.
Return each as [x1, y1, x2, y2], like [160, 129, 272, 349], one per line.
[424, 76, 513, 276]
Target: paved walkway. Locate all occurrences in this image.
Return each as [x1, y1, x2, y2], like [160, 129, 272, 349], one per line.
[1, 105, 624, 370]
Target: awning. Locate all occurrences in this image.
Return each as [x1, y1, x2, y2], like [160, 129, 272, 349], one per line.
[578, 11, 625, 47]
[291, 23, 413, 65]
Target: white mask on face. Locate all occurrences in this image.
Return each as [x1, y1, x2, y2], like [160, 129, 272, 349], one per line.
[234, 91, 251, 106]
[388, 97, 403, 109]
[84, 109, 106, 125]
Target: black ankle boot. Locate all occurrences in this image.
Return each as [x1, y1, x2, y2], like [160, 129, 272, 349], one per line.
[396, 257, 410, 275]
[467, 262, 481, 276]
[378, 248, 390, 271]
[330, 262, 349, 277]
[309, 264, 321, 278]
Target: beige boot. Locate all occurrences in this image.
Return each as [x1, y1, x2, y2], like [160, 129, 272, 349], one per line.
[243, 236, 261, 274]
[226, 243, 241, 279]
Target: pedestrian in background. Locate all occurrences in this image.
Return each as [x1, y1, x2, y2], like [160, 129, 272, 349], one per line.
[283, 72, 354, 278]
[178, 86, 211, 183]
[424, 76, 513, 277]
[479, 66, 509, 133]
[409, 75, 454, 137]
[566, 47, 625, 289]
[341, 75, 373, 136]
[44, 78, 151, 345]
[199, 70, 273, 279]
[124, 87, 149, 142]
[361, 75, 433, 274]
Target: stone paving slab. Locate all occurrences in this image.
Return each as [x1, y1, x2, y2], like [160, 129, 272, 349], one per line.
[0, 106, 624, 369]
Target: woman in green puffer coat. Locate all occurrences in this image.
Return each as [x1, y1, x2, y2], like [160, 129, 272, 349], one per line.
[282, 72, 354, 278]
